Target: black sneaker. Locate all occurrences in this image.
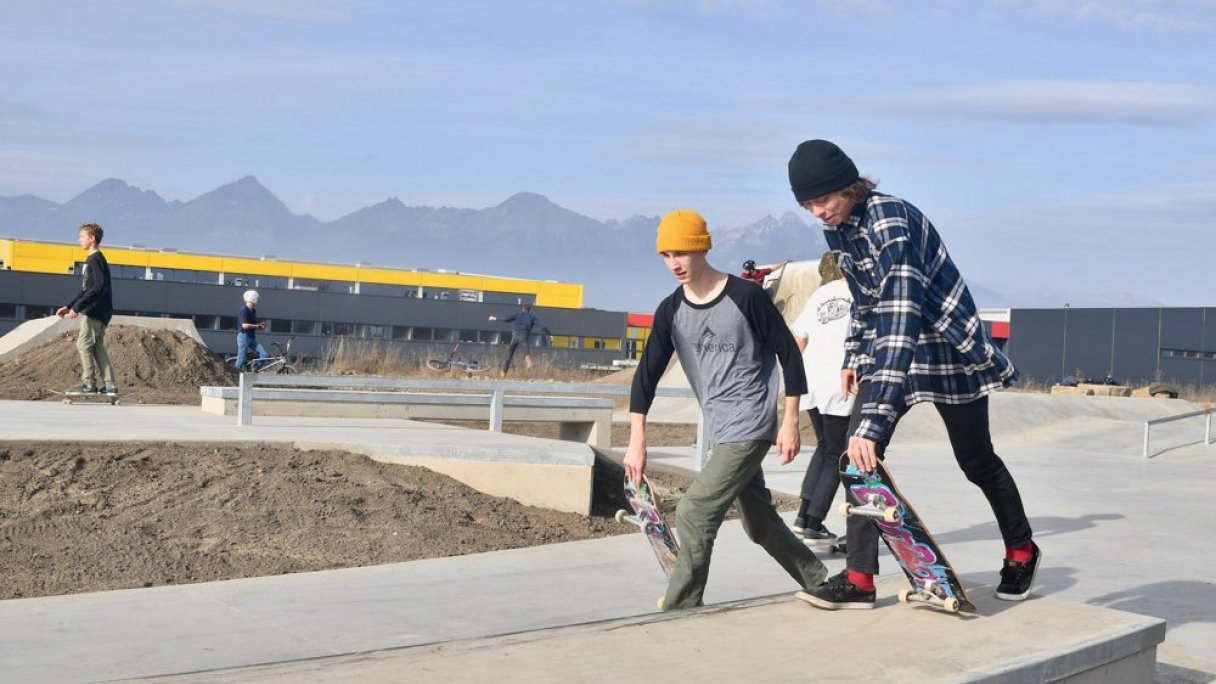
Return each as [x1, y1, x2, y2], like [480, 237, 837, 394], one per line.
[801, 525, 838, 548]
[103, 384, 118, 396]
[791, 516, 808, 534]
[996, 542, 1042, 601]
[796, 571, 875, 610]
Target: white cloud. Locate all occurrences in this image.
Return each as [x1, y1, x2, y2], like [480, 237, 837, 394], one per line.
[838, 81, 1216, 125]
[995, 0, 1215, 31]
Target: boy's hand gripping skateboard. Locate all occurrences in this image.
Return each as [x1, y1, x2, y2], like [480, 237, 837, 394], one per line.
[615, 475, 679, 579]
[838, 454, 975, 613]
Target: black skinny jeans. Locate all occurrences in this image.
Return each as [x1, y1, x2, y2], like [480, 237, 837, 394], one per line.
[799, 408, 851, 525]
[846, 381, 1033, 574]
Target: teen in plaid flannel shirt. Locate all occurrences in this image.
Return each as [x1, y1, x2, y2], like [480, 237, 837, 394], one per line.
[786, 139, 1041, 610]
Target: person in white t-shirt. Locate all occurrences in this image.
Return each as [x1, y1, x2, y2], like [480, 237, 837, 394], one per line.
[789, 251, 855, 548]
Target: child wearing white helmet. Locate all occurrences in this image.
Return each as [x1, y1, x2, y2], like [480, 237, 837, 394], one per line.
[235, 289, 268, 371]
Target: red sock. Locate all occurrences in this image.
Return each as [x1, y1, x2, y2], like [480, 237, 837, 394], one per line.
[1006, 542, 1033, 563]
[847, 570, 874, 591]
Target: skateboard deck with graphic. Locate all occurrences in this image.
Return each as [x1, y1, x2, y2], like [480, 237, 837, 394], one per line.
[48, 389, 120, 405]
[838, 454, 974, 613]
[616, 475, 679, 578]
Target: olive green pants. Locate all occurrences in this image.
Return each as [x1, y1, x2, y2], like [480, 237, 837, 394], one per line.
[663, 440, 828, 610]
[76, 316, 115, 387]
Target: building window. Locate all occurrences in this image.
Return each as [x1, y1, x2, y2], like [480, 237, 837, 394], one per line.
[23, 305, 54, 320]
[193, 314, 220, 330]
[391, 326, 411, 340]
[0, 303, 17, 319]
[218, 316, 238, 331]
[270, 319, 292, 334]
[359, 283, 409, 297]
[1162, 348, 1215, 361]
[227, 274, 287, 289]
[321, 322, 354, 336]
[357, 324, 389, 338]
[458, 329, 480, 343]
[292, 279, 352, 293]
[149, 268, 217, 284]
[291, 320, 319, 335]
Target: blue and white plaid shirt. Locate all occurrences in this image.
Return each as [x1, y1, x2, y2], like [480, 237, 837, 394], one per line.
[823, 191, 1018, 442]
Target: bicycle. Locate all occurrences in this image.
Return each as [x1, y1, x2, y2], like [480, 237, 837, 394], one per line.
[226, 336, 299, 374]
[426, 343, 490, 375]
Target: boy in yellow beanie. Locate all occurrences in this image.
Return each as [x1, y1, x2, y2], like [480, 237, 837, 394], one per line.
[626, 209, 828, 610]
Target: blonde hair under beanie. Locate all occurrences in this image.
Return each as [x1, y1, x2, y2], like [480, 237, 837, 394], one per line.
[655, 209, 713, 253]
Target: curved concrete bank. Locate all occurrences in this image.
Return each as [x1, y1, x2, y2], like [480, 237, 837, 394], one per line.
[0, 315, 205, 364]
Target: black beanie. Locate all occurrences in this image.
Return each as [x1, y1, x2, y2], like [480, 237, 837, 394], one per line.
[787, 140, 859, 203]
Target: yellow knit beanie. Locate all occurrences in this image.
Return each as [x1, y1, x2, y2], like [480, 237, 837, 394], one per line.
[655, 209, 712, 253]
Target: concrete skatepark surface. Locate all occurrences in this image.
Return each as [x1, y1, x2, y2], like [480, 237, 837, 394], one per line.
[0, 392, 1212, 682]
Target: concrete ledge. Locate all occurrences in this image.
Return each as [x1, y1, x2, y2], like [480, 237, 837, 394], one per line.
[297, 438, 594, 515]
[200, 386, 613, 449]
[129, 575, 1165, 683]
[361, 577, 1165, 684]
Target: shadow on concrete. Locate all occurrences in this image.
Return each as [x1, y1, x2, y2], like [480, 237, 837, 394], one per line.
[933, 513, 1124, 547]
[954, 565, 1079, 617]
[1153, 660, 1216, 684]
[1089, 580, 1216, 633]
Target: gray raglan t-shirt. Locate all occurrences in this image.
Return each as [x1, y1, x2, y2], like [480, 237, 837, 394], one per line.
[630, 275, 807, 446]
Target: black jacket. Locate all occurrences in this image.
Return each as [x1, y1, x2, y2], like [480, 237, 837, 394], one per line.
[65, 251, 113, 325]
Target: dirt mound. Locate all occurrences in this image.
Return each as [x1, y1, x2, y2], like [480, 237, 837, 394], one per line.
[0, 326, 235, 404]
[0, 442, 799, 600]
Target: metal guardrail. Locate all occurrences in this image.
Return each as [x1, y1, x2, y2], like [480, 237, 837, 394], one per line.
[236, 373, 710, 468]
[1142, 407, 1214, 459]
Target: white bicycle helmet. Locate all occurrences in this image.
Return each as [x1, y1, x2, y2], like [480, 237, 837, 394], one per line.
[243, 289, 260, 303]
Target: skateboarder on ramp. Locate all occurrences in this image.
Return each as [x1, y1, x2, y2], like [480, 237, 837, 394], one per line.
[624, 209, 827, 611]
[786, 140, 1040, 610]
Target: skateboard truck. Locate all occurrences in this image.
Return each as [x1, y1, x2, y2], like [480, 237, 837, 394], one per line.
[898, 580, 962, 613]
[838, 494, 902, 523]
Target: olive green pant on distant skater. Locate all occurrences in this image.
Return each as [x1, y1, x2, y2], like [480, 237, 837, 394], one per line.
[76, 316, 115, 387]
[663, 439, 828, 610]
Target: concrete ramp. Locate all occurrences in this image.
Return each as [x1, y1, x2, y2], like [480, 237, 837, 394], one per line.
[138, 575, 1165, 683]
[0, 315, 205, 363]
[891, 392, 1206, 457]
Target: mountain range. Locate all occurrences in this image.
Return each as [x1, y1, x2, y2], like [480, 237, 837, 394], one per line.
[0, 177, 833, 311]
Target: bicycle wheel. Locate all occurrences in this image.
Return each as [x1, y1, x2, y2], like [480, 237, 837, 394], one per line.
[276, 363, 298, 374]
[426, 359, 452, 372]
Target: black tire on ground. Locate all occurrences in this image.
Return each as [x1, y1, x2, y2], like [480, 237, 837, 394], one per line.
[426, 359, 451, 372]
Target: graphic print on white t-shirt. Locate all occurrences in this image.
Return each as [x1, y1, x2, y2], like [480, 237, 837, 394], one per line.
[791, 279, 856, 416]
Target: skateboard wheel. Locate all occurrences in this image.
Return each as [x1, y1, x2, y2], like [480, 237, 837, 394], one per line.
[656, 596, 665, 611]
[837, 502, 853, 518]
[943, 597, 960, 613]
[62, 399, 71, 405]
[898, 588, 911, 603]
[614, 509, 628, 524]
[882, 508, 901, 523]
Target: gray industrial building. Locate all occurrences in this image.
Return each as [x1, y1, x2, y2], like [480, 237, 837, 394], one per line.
[1005, 307, 1215, 388]
[0, 270, 629, 369]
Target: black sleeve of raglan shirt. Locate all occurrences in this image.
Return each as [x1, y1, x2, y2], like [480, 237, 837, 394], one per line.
[738, 279, 808, 396]
[629, 290, 679, 414]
